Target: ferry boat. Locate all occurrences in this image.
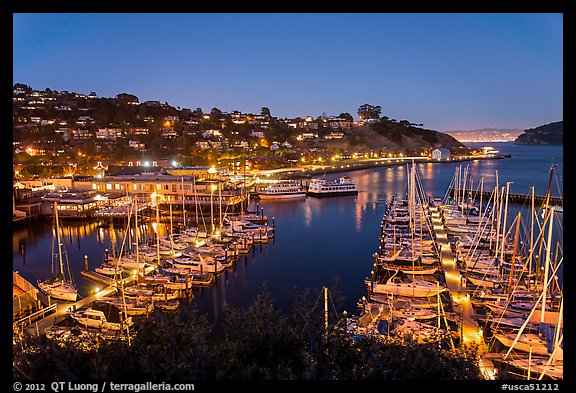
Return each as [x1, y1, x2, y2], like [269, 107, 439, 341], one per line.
[255, 180, 307, 200]
[307, 176, 358, 197]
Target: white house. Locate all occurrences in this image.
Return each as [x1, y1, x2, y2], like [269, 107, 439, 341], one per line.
[250, 131, 265, 138]
[432, 147, 451, 160]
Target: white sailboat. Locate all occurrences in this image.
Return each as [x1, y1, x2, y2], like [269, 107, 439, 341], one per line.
[369, 269, 447, 298]
[37, 202, 78, 302]
[488, 205, 563, 380]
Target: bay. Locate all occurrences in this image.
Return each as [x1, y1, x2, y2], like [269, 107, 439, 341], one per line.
[12, 142, 563, 323]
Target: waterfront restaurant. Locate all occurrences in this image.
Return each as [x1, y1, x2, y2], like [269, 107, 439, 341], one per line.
[71, 173, 248, 212]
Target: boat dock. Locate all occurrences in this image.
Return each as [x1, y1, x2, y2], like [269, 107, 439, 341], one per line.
[21, 272, 143, 338]
[80, 270, 116, 285]
[430, 202, 483, 347]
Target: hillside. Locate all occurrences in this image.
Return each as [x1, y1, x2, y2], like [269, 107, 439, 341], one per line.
[340, 119, 465, 152]
[514, 121, 563, 145]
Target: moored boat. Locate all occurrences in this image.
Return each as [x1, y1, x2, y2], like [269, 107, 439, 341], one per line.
[307, 176, 358, 197]
[255, 180, 307, 200]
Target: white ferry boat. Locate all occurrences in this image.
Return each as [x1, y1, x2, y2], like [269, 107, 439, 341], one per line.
[307, 176, 358, 197]
[255, 180, 307, 200]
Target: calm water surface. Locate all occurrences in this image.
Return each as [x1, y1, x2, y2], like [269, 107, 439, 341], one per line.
[13, 143, 563, 322]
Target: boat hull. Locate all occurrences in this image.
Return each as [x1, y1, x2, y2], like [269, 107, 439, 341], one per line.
[307, 190, 358, 197]
[37, 281, 78, 302]
[257, 192, 306, 200]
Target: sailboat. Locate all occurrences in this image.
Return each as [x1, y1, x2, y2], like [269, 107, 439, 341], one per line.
[37, 201, 78, 302]
[485, 202, 563, 380]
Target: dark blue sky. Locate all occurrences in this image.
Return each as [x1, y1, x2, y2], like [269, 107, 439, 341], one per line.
[13, 13, 563, 131]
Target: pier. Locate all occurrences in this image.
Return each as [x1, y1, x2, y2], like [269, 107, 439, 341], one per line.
[449, 188, 562, 207]
[430, 202, 483, 346]
[20, 271, 145, 337]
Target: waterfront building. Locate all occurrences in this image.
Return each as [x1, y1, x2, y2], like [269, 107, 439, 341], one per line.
[71, 173, 248, 211]
[432, 147, 451, 160]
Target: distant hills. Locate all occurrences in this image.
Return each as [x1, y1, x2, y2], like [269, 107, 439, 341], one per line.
[514, 121, 563, 145]
[444, 128, 523, 142]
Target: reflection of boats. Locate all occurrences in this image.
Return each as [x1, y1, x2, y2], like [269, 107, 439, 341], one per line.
[255, 180, 306, 200]
[37, 202, 78, 302]
[307, 176, 358, 197]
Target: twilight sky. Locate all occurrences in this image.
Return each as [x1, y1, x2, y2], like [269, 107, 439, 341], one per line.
[13, 13, 563, 132]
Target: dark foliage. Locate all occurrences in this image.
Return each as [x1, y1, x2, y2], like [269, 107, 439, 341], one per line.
[13, 288, 484, 381]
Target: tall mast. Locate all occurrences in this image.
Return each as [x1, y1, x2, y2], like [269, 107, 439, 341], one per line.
[541, 206, 554, 322]
[54, 201, 65, 280]
[193, 175, 199, 229]
[499, 182, 511, 267]
[507, 212, 521, 294]
[529, 185, 535, 288]
[182, 176, 186, 228]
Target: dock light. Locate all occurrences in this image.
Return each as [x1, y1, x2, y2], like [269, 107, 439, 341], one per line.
[132, 270, 137, 277]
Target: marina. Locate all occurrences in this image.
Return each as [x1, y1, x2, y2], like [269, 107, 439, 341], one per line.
[13, 143, 563, 380]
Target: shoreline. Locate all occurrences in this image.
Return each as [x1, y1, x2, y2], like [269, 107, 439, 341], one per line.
[253, 155, 506, 180]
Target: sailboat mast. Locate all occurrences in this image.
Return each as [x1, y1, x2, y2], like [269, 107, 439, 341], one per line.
[193, 175, 199, 228]
[182, 176, 186, 228]
[410, 163, 416, 297]
[156, 194, 161, 264]
[541, 206, 554, 322]
[479, 176, 484, 218]
[54, 202, 65, 279]
[219, 181, 222, 233]
[530, 185, 535, 287]
[543, 164, 554, 211]
[507, 212, 521, 293]
[499, 182, 511, 265]
[134, 197, 141, 278]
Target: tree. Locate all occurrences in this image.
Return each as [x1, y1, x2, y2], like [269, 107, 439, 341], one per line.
[209, 107, 223, 124]
[261, 107, 271, 117]
[339, 113, 354, 122]
[193, 108, 204, 118]
[357, 104, 381, 121]
[115, 93, 139, 104]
